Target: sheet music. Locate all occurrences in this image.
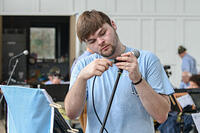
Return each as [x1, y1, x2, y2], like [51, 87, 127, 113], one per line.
[192, 113, 200, 132]
[176, 94, 195, 108]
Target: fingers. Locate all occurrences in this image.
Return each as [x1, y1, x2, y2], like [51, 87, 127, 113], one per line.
[90, 58, 113, 76]
[116, 52, 137, 62]
[95, 58, 113, 69]
[121, 52, 137, 59]
[114, 52, 141, 82]
[121, 51, 133, 57]
[94, 64, 108, 76]
[115, 52, 138, 71]
[115, 61, 134, 71]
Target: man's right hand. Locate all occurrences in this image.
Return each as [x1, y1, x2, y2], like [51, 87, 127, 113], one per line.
[78, 58, 113, 80]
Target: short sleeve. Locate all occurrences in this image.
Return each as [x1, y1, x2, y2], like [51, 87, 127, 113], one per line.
[145, 53, 174, 95]
[69, 61, 85, 89]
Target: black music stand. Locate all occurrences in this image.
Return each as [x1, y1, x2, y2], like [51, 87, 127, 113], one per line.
[174, 88, 200, 112]
[54, 108, 79, 133]
[39, 84, 69, 102]
[187, 93, 200, 112]
[174, 88, 200, 132]
[39, 84, 81, 133]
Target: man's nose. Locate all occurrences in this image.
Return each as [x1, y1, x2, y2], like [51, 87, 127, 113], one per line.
[97, 37, 105, 46]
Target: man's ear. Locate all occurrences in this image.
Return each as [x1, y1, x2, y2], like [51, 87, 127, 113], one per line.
[111, 20, 117, 30]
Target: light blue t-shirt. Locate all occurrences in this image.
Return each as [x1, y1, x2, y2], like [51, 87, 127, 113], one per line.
[70, 46, 174, 133]
[44, 80, 53, 85]
[44, 80, 65, 85]
[70, 51, 92, 73]
[182, 54, 197, 74]
[179, 81, 190, 89]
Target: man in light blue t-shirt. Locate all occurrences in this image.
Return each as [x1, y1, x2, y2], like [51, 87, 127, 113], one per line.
[178, 45, 197, 75]
[178, 45, 197, 89]
[65, 10, 174, 133]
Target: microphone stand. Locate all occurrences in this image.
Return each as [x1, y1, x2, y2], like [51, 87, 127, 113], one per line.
[99, 69, 123, 133]
[7, 59, 19, 85]
[3, 58, 19, 133]
[0, 58, 18, 103]
[0, 58, 19, 103]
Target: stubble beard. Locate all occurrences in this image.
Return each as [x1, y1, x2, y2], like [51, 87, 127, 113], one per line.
[101, 45, 115, 57]
[101, 32, 118, 58]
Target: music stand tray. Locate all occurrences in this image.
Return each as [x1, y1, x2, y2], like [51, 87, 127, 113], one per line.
[190, 93, 200, 112]
[39, 84, 69, 102]
[174, 88, 200, 112]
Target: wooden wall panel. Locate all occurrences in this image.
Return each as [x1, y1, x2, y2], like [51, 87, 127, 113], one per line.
[155, 0, 177, 13]
[184, 19, 200, 71]
[141, 19, 154, 52]
[184, 0, 200, 13]
[115, 18, 140, 49]
[69, 15, 76, 75]
[40, 0, 74, 13]
[2, 0, 38, 13]
[116, 0, 140, 13]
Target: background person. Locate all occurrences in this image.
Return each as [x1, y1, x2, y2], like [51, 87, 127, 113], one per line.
[179, 71, 191, 89]
[65, 10, 174, 133]
[45, 67, 64, 84]
[178, 45, 197, 75]
[188, 74, 200, 88]
[158, 75, 200, 133]
[51, 73, 64, 84]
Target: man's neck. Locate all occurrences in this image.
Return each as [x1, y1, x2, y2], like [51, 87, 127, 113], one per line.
[118, 44, 126, 56]
[108, 43, 126, 59]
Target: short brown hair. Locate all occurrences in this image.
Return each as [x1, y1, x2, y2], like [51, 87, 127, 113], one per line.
[189, 74, 200, 87]
[77, 10, 112, 43]
[178, 45, 186, 54]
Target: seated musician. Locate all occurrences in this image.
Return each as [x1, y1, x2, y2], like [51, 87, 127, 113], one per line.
[158, 74, 200, 133]
[179, 71, 191, 89]
[175, 74, 200, 110]
[188, 74, 200, 88]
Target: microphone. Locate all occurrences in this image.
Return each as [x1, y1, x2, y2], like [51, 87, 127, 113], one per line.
[8, 50, 29, 71]
[131, 49, 140, 59]
[11, 50, 29, 59]
[113, 49, 140, 63]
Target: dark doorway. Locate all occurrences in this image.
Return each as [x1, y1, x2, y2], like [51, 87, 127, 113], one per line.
[2, 16, 70, 85]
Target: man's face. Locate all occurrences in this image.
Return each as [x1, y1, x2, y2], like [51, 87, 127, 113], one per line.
[52, 76, 61, 84]
[182, 72, 190, 83]
[179, 52, 185, 58]
[188, 81, 199, 88]
[48, 75, 53, 81]
[182, 75, 190, 83]
[85, 23, 118, 58]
